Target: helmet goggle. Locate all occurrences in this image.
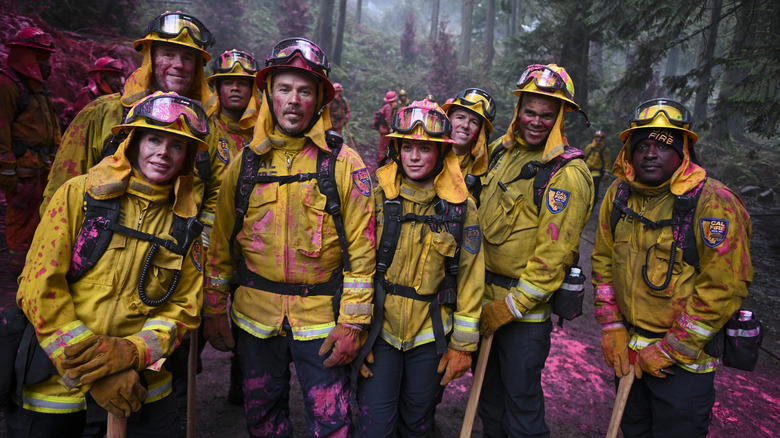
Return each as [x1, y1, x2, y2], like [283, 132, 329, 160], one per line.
[126, 94, 208, 136]
[454, 88, 496, 121]
[629, 98, 692, 128]
[16, 32, 54, 50]
[392, 105, 452, 136]
[144, 12, 214, 48]
[516, 64, 574, 101]
[215, 50, 259, 73]
[266, 37, 330, 77]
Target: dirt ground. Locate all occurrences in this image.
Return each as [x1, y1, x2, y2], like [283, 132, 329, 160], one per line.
[1, 189, 779, 437]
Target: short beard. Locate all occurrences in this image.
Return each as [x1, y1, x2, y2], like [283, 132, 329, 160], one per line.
[277, 124, 305, 137]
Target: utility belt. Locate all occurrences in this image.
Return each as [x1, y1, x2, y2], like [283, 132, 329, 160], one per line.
[381, 279, 452, 355]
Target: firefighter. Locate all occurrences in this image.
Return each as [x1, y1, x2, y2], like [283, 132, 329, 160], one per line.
[8, 91, 206, 438]
[328, 82, 350, 134]
[0, 27, 61, 276]
[72, 56, 126, 116]
[397, 89, 410, 108]
[202, 48, 261, 405]
[592, 98, 752, 437]
[477, 64, 594, 436]
[582, 129, 610, 202]
[355, 99, 483, 436]
[41, 10, 217, 215]
[202, 37, 375, 437]
[441, 87, 496, 195]
[376, 90, 397, 165]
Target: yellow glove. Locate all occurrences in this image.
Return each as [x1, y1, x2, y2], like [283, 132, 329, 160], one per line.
[61, 335, 140, 387]
[437, 348, 472, 386]
[89, 369, 147, 418]
[635, 342, 675, 379]
[318, 324, 366, 367]
[601, 326, 631, 377]
[203, 313, 235, 352]
[479, 299, 515, 337]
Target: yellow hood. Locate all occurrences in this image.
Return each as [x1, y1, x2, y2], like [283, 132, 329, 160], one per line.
[206, 82, 262, 131]
[499, 94, 568, 164]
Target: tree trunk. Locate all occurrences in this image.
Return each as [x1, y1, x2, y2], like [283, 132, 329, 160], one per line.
[333, 0, 347, 65]
[357, 0, 362, 25]
[315, 0, 335, 55]
[693, 0, 723, 131]
[510, 0, 518, 36]
[430, 0, 440, 40]
[484, 0, 495, 71]
[664, 46, 680, 79]
[459, 0, 473, 66]
[559, 2, 591, 110]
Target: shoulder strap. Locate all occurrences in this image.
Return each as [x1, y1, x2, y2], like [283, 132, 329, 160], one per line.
[488, 144, 507, 171]
[102, 105, 132, 160]
[229, 146, 262, 262]
[195, 150, 212, 184]
[0, 69, 29, 121]
[376, 193, 403, 279]
[532, 146, 584, 213]
[610, 181, 631, 237]
[435, 198, 467, 306]
[67, 195, 122, 282]
[319, 131, 350, 271]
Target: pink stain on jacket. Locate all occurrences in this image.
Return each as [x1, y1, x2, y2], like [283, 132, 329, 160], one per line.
[548, 223, 560, 241]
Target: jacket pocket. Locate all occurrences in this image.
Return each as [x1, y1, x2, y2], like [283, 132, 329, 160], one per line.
[76, 234, 126, 286]
[644, 239, 681, 298]
[134, 237, 185, 311]
[294, 181, 328, 258]
[245, 183, 278, 245]
[417, 232, 457, 296]
[482, 183, 526, 244]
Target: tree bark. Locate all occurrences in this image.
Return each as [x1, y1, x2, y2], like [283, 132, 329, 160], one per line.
[357, 0, 363, 25]
[333, 0, 347, 64]
[693, 0, 723, 130]
[315, 0, 335, 55]
[459, 0, 473, 66]
[559, 2, 591, 110]
[484, 0, 495, 71]
[430, 0, 440, 40]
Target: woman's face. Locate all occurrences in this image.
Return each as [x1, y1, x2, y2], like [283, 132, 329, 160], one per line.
[400, 140, 439, 185]
[134, 130, 189, 185]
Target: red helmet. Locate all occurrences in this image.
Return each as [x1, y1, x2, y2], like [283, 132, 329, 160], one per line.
[333, 82, 343, 91]
[256, 38, 335, 105]
[594, 130, 606, 138]
[89, 57, 124, 75]
[8, 27, 55, 52]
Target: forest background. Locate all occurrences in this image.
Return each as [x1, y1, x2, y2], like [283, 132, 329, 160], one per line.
[1, 0, 778, 205]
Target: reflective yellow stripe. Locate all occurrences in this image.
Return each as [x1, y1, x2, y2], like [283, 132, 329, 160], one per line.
[231, 308, 279, 339]
[629, 337, 718, 374]
[20, 389, 86, 414]
[144, 375, 172, 404]
[292, 322, 335, 340]
[517, 279, 549, 301]
[380, 315, 453, 351]
[41, 321, 94, 360]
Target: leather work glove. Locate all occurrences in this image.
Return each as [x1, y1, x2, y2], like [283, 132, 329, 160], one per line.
[479, 299, 515, 337]
[203, 313, 235, 352]
[437, 348, 472, 386]
[359, 350, 375, 378]
[60, 335, 140, 387]
[0, 173, 19, 193]
[89, 369, 147, 418]
[635, 341, 676, 379]
[601, 326, 631, 378]
[318, 324, 365, 367]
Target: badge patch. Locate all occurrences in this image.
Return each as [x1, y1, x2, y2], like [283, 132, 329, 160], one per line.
[700, 218, 728, 248]
[463, 225, 482, 254]
[190, 239, 203, 271]
[352, 168, 372, 197]
[217, 138, 230, 164]
[546, 188, 570, 214]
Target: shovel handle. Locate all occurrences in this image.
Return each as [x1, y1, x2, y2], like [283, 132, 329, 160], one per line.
[606, 364, 635, 438]
[459, 334, 494, 438]
[107, 412, 127, 438]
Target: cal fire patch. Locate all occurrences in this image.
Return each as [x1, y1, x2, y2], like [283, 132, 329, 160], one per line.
[463, 225, 482, 254]
[546, 188, 570, 214]
[190, 239, 203, 271]
[352, 168, 372, 197]
[700, 218, 729, 248]
[217, 138, 230, 163]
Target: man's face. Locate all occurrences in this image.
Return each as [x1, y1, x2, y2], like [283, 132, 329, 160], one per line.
[101, 72, 123, 94]
[271, 70, 318, 136]
[594, 136, 605, 146]
[631, 138, 682, 186]
[518, 94, 560, 148]
[400, 140, 439, 183]
[152, 43, 197, 95]
[449, 108, 482, 151]
[36, 51, 52, 80]
[218, 77, 253, 113]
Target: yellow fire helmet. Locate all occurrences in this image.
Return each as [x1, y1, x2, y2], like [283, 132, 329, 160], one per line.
[513, 63, 579, 111]
[134, 11, 215, 61]
[112, 91, 209, 152]
[207, 49, 259, 82]
[441, 87, 496, 135]
[619, 98, 699, 144]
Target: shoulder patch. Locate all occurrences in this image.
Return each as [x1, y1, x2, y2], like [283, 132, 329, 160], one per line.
[463, 225, 482, 254]
[700, 218, 728, 248]
[217, 138, 230, 164]
[546, 188, 570, 214]
[351, 168, 372, 197]
[190, 239, 203, 271]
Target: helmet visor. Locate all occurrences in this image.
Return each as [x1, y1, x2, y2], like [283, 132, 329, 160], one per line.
[266, 38, 330, 75]
[127, 94, 208, 136]
[18, 32, 54, 50]
[215, 50, 259, 73]
[630, 98, 692, 128]
[145, 13, 214, 48]
[516, 64, 574, 100]
[455, 88, 496, 121]
[393, 106, 452, 136]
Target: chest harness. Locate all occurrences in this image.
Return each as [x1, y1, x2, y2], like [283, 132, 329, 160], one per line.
[68, 193, 203, 306]
[228, 131, 349, 316]
[610, 179, 705, 290]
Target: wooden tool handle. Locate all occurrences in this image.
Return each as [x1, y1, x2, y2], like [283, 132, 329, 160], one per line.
[459, 334, 494, 438]
[606, 364, 635, 438]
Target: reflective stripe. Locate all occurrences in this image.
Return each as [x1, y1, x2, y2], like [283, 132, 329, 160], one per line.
[20, 389, 86, 414]
[205, 276, 230, 289]
[678, 314, 716, 339]
[727, 327, 761, 338]
[629, 337, 718, 374]
[381, 315, 453, 351]
[454, 315, 479, 331]
[231, 308, 279, 338]
[594, 283, 616, 296]
[559, 282, 584, 291]
[517, 279, 549, 301]
[139, 318, 177, 363]
[602, 322, 626, 330]
[292, 322, 335, 340]
[517, 306, 552, 322]
[665, 332, 700, 360]
[505, 295, 524, 319]
[343, 277, 373, 291]
[41, 321, 94, 360]
[144, 375, 172, 404]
